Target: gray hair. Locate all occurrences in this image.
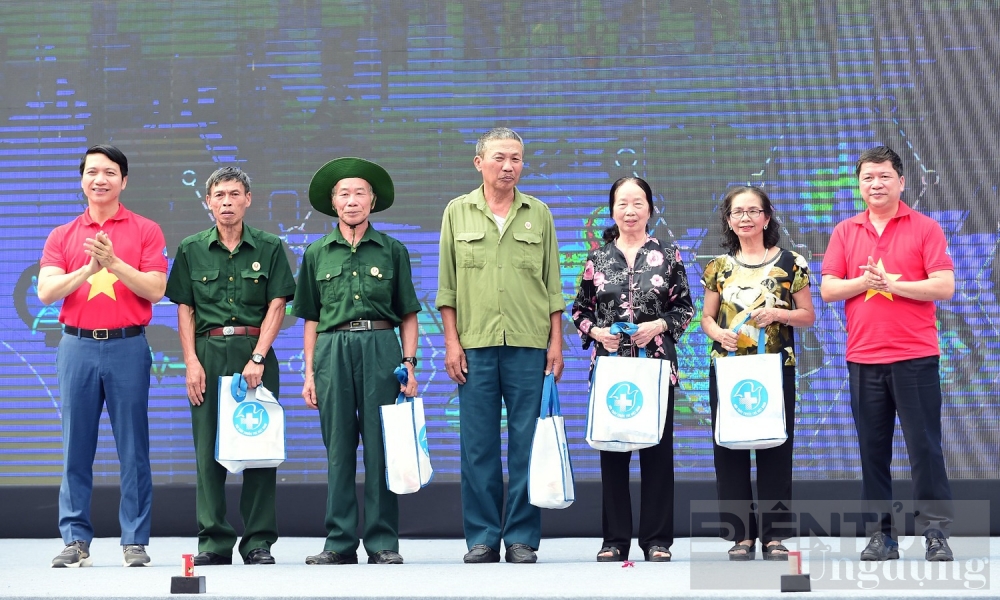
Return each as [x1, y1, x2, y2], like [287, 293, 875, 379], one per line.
[475, 127, 523, 157]
[205, 166, 251, 195]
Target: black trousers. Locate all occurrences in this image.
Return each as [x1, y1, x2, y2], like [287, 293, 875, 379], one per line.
[599, 387, 674, 558]
[709, 365, 796, 544]
[848, 356, 953, 537]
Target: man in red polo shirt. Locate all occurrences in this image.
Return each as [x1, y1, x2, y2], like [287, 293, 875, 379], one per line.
[821, 145, 954, 563]
[38, 144, 167, 568]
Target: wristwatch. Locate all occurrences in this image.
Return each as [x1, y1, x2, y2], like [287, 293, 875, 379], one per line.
[402, 356, 417, 368]
[251, 353, 265, 365]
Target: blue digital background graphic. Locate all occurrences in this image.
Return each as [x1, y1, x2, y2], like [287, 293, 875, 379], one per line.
[1, 1, 997, 486]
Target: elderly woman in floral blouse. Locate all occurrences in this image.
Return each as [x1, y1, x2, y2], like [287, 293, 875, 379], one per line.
[572, 176, 694, 563]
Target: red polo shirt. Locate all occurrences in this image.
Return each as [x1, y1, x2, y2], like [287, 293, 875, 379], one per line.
[41, 203, 168, 329]
[821, 201, 953, 364]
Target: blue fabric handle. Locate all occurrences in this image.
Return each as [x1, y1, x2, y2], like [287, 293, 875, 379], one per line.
[539, 373, 560, 418]
[231, 373, 248, 402]
[394, 364, 411, 404]
[730, 314, 768, 355]
[607, 321, 646, 358]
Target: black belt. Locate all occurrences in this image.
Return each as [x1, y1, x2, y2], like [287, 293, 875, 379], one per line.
[333, 319, 394, 332]
[63, 325, 145, 340]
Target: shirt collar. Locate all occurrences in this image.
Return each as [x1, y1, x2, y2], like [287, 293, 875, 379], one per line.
[462, 185, 528, 210]
[80, 202, 128, 226]
[850, 200, 913, 225]
[206, 223, 258, 250]
[322, 222, 386, 248]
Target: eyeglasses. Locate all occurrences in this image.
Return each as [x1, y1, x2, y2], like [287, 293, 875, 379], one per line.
[728, 208, 764, 220]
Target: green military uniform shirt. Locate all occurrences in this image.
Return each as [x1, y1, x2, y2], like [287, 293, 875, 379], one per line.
[435, 186, 564, 349]
[165, 224, 296, 329]
[293, 225, 421, 331]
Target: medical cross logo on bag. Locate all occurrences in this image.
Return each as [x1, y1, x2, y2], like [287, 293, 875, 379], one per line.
[419, 424, 430, 456]
[233, 402, 270, 436]
[730, 379, 768, 417]
[606, 382, 643, 419]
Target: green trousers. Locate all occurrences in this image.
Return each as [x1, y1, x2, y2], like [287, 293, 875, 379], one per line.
[191, 334, 279, 560]
[313, 329, 402, 557]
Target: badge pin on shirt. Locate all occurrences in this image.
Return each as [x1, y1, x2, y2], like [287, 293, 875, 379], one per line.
[251, 261, 261, 271]
[525, 222, 532, 230]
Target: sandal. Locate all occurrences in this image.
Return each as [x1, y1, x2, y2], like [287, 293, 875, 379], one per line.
[728, 541, 756, 561]
[645, 545, 671, 562]
[763, 542, 789, 561]
[596, 546, 625, 562]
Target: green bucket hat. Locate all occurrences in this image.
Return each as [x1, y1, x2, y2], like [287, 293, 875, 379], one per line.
[307, 157, 395, 217]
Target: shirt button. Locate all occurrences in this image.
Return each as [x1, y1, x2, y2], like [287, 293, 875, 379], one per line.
[353, 271, 357, 276]
[202, 277, 207, 282]
[354, 294, 360, 300]
[377, 274, 382, 279]
[326, 274, 331, 279]
[229, 299, 233, 303]
[229, 276, 234, 282]
[231, 317, 237, 321]
[229, 255, 233, 259]
[254, 279, 259, 284]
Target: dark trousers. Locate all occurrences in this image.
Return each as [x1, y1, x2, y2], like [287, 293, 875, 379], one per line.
[313, 329, 402, 557]
[599, 387, 675, 558]
[459, 346, 546, 552]
[709, 365, 796, 544]
[56, 332, 153, 545]
[191, 335, 279, 560]
[848, 356, 953, 537]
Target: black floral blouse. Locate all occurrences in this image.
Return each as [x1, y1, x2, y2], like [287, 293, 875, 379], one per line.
[572, 236, 695, 386]
[700, 249, 810, 366]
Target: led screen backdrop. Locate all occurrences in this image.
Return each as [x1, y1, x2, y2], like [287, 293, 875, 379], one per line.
[1, 1, 998, 486]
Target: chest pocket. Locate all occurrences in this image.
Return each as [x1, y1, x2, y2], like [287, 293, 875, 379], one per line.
[190, 269, 221, 307]
[240, 268, 269, 308]
[455, 231, 487, 268]
[361, 264, 394, 306]
[316, 264, 345, 305]
[512, 231, 542, 272]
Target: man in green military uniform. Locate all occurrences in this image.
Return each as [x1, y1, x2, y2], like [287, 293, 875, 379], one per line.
[165, 166, 295, 566]
[295, 157, 420, 565]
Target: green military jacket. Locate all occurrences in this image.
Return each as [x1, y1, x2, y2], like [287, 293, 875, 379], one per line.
[293, 224, 420, 332]
[436, 186, 564, 350]
[165, 224, 296, 333]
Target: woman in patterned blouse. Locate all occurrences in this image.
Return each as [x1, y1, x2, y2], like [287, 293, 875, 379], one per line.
[700, 185, 815, 561]
[572, 176, 694, 563]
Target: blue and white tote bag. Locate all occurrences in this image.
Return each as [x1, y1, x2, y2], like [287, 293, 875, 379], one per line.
[215, 374, 286, 474]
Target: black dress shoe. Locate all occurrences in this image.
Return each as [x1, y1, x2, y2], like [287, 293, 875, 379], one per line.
[504, 543, 537, 564]
[305, 550, 359, 565]
[860, 532, 899, 561]
[463, 544, 501, 564]
[193, 551, 232, 566]
[244, 548, 275, 565]
[367, 550, 404, 564]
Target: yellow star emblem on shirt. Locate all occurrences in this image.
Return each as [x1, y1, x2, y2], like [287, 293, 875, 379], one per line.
[86, 267, 119, 301]
[864, 258, 902, 301]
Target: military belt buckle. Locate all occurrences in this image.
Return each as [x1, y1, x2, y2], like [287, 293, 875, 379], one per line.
[92, 329, 109, 340]
[223, 326, 235, 336]
[349, 320, 370, 331]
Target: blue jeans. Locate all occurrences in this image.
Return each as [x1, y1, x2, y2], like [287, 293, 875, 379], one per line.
[459, 346, 545, 551]
[56, 331, 153, 545]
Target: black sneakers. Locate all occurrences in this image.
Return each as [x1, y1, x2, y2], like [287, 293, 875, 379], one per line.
[860, 532, 899, 561]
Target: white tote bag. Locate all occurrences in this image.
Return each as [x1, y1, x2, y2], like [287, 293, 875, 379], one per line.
[714, 328, 787, 450]
[528, 373, 575, 509]
[586, 323, 671, 452]
[380, 366, 434, 494]
[215, 374, 286, 474]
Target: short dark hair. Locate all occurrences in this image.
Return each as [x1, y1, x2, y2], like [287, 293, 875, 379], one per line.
[205, 166, 251, 195]
[602, 176, 655, 244]
[79, 144, 128, 177]
[717, 185, 781, 255]
[855, 145, 903, 177]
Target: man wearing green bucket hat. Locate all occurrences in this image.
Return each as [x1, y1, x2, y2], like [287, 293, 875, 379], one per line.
[293, 157, 421, 565]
